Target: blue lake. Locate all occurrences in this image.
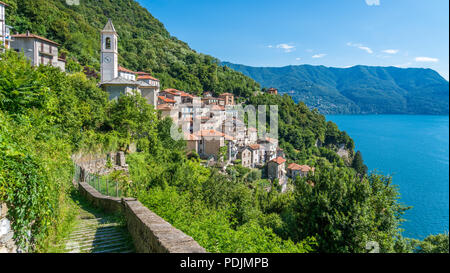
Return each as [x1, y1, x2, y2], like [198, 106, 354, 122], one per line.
[326, 115, 449, 239]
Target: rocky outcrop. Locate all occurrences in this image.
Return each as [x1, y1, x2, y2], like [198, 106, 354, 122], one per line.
[0, 203, 18, 253]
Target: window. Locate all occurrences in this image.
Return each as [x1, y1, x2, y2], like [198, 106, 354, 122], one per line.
[105, 37, 111, 49]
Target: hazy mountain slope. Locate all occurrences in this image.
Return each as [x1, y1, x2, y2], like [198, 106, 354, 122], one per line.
[223, 62, 449, 114]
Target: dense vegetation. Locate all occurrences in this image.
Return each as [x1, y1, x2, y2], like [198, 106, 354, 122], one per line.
[224, 62, 450, 115]
[5, 0, 260, 97]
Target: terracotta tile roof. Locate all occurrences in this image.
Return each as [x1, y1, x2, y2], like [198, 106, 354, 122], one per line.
[157, 104, 173, 111]
[287, 163, 314, 172]
[271, 157, 286, 165]
[248, 144, 260, 150]
[158, 96, 176, 103]
[137, 75, 159, 81]
[194, 129, 235, 141]
[136, 71, 150, 75]
[163, 89, 191, 97]
[219, 93, 234, 97]
[210, 105, 225, 111]
[184, 132, 200, 141]
[0, 1, 9, 6]
[118, 66, 136, 74]
[12, 33, 60, 46]
[259, 137, 278, 144]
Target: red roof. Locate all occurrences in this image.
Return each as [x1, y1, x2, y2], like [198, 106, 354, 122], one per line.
[136, 71, 150, 75]
[248, 144, 260, 150]
[210, 105, 225, 111]
[158, 96, 176, 103]
[137, 75, 159, 81]
[271, 157, 286, 165]
[194, 129, 235, 141]
[219, 93, 234, 97]
[157, 104, 173, 111]
[12, 33, 60, 46]
[184, 132, 200, 141]
[0, 1, 9, 7]
[287, 163, 314, 172]
[118, 66, 136, 74]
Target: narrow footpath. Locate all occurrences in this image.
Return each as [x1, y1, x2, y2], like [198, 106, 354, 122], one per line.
[62, 199, 134, 253]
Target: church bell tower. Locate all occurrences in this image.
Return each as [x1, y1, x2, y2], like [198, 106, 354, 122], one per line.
[100, 19, 118, 82]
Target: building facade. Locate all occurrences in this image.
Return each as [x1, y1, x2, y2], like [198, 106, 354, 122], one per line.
[267, 157, 286, 181]
[11, 32, 65, 71]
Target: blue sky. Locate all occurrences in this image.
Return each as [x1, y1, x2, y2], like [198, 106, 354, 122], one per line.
[138, 0, 449, 80]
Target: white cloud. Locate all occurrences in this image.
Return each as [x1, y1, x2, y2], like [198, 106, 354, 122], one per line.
[276, 44, 296, 53]
[267, 43, 296, 53]
[415, 57, 439, 63]
[365, 0, 380, 6]
[312, 54, 326, 59]
[382, 49, 399, 54]
[347, 42, 373, 54]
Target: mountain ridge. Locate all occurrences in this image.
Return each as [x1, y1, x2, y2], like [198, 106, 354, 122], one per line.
[222, 62, 449, 115]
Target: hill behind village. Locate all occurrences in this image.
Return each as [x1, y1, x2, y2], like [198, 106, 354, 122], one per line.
[5, 0, 260, 97]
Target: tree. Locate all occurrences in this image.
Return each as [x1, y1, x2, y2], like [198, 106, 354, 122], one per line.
[352, 151, 368, 175]
[291, 167, 408, 253]
[412, 233, 449, 253]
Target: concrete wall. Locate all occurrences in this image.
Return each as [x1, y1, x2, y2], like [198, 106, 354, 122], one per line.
[76, 171, 206, 253]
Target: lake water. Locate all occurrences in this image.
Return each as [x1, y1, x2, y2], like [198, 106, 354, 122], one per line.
[326, 115, 449, 239]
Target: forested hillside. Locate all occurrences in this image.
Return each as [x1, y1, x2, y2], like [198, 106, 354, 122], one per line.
[4, 0, 260, 97]
[224, 62, 449, 115]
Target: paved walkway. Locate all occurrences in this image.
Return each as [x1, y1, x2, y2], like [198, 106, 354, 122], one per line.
[62, 202, 134, 253]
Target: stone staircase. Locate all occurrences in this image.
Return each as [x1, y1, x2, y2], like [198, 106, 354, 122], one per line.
[63, 205, 134, 253]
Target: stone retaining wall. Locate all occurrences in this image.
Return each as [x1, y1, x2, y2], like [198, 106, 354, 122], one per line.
[76, 177, 206, 253]
[0, 203, 17, 253]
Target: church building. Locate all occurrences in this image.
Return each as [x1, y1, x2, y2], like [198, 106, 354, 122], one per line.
[99, 19, 160, 105]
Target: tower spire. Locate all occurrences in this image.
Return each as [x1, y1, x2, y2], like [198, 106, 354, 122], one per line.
[102, 18, 117, 34]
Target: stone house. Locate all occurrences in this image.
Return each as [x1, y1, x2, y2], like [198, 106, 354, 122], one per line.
[287, 163, 315, 180]
[258, 137, 278, 163]
[267, 156, 286, 181]
[248, 144, 261, 168]
[218, 93, 235, 105]
[194, 129, 234, 159]
[237, 147, 252, 168]
[267, 88, 278, 95]
[11, 31, 66, 71]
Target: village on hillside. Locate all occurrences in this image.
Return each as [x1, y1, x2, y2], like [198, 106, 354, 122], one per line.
[0, 4, 314, 192]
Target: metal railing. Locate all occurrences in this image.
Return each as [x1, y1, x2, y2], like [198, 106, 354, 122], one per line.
[73, 163, 123, 198]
